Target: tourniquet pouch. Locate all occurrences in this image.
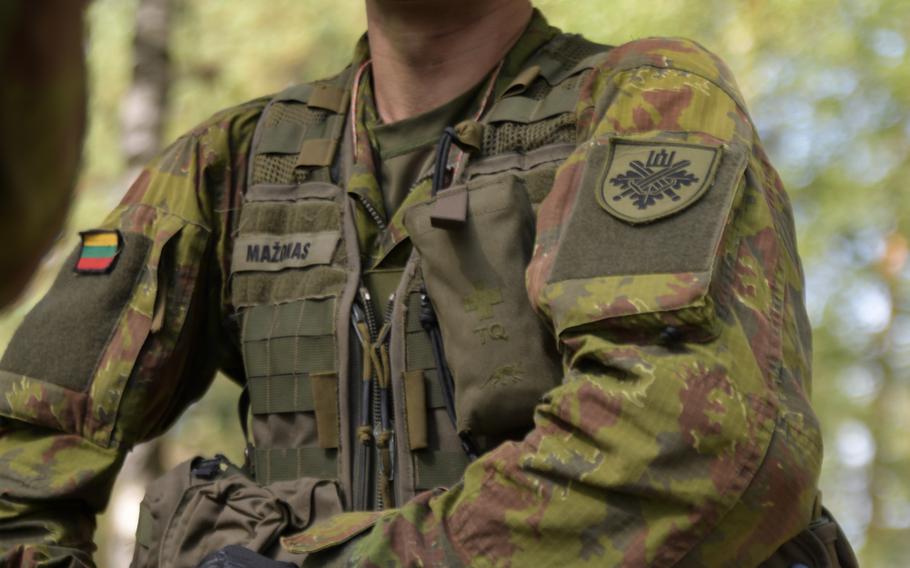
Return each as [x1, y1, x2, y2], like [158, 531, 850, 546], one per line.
[404, 173, 563, 437]
[130, 455, 343, 568]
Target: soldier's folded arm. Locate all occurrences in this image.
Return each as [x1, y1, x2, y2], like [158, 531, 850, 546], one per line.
[294, 40, 822, 566]
[0, 99, 267, 567]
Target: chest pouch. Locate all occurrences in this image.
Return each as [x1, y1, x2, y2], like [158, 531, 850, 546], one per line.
[404, 173, 562, 438]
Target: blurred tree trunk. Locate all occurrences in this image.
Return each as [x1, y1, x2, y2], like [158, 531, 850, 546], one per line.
[104, 0, 173, 565]
[864, 232, 908, 566]
[120, 0, 172, 169]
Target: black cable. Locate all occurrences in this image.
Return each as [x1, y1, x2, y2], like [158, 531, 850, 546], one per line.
[431, 127, 459, 196]
[419, 289, 478, 460]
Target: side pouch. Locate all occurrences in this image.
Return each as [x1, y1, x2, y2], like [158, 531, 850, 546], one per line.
[130, 455, 343, 568]
[404, 174, 563, 438]
[759, 508, 859, 568]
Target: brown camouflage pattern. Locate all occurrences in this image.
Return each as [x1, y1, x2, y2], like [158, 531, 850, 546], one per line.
[0, 0, 88, 308]
[0, 13, 823, 568]
[289, 38, 823, 567]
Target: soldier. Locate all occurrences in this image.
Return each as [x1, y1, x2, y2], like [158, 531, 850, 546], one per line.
[0, 0, 857, 566]
[0, 0, 88, 307]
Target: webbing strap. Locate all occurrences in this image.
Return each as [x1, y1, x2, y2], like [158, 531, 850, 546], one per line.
[403, 369, 428, 450]
[244, 335, 336, 378]
[405, 330, 436, 370]
[296, 112, 348, 167]
[311, 372, 340, 449]
[406, 292, 424, 332]
[502, 64, 542, 98]
[297, 139, 338, 168]
[422, 369, 446, 410]
[414, 450, 471, 490]
[243, 299, 335, 341]
[254, 447, 337, 484]
[485, 88, 579, 124]
[308, 84, 349, 114]
[249, 374, 315, 414]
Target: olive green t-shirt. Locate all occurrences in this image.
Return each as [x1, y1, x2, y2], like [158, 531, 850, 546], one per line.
[366, 77, 481, 220]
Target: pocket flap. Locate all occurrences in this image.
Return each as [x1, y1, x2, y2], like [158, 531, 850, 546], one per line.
[281, 511, 387, 554]
[541, 271, 715, 338]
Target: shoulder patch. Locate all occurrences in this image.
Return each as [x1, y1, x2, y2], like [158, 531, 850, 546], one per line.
[596, 139, 721, 224]
[75, 230, 123, 273]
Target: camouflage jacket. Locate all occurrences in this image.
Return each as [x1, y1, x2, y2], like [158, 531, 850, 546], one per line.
[0, 12, 822, 568]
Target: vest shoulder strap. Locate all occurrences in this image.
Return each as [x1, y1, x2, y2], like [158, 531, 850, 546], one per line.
[248, 69, 353, 188]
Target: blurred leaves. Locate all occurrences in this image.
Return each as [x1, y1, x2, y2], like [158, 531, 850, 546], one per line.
[1, 0, 908, 564]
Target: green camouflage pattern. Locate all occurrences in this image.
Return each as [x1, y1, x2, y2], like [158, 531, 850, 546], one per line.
[0, 12, 822, 567]
[0, 0, 88, 307]
[0, 99, 268, 566]
[289, 38, 822, 567]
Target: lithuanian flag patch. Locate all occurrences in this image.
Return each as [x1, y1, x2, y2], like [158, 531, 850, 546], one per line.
[76, 230, 122, 273]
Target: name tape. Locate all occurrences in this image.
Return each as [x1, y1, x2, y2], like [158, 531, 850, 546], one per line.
[232, 231, 340, 273]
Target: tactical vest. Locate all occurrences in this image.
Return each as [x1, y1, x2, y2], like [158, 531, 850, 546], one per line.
[230, 33, 612, 511]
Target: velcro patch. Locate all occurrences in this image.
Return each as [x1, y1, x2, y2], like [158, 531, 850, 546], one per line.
[596, 139, 721, 224]
[76, 230, 122, 273]
[231, 231, 340, 273]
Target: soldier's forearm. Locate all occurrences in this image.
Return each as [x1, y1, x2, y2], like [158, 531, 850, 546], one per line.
[0, 543, 94, 568]
[0, 509, 97, 568]
[0, 423, 124, 567]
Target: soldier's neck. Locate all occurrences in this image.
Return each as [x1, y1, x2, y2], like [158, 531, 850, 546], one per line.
[365, 0, 532, 123]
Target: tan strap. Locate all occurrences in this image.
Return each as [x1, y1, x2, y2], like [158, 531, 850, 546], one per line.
[308, 83, 349, 114]
[310, 372, 340, 449]
[403, 369, 428, 450]
[296, 138, 338, 168]
[502, 64, 541, 98]
[485, 87, 580, 124]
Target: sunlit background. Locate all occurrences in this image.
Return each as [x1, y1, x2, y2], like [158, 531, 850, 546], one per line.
[1, 0, 908, 565]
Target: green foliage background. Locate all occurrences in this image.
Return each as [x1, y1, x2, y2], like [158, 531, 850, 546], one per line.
[1, 0, 908, 565]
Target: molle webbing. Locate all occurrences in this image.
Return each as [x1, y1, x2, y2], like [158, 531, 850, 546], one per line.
[253, 447, 337, 482]
[479, 34, 611, 159]
[243, 298, 341, 452]
[251, 73, 352, 187]
[402, 291, 465, 490]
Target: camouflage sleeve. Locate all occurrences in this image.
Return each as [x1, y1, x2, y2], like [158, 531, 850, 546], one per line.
[0, 100, 265, 566]
[290, 40, 821, 566]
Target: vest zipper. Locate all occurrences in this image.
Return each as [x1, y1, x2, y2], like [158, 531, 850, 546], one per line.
[354, 285, 397, 510]
[372, 293, 396, 509]
[351, 302, 373, 511]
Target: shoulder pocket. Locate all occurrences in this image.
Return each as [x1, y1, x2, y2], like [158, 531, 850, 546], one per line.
[0, 211, 192, 446]
[536, 132, 749, 340]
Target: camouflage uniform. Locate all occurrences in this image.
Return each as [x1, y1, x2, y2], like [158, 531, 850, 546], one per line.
[0, 0, 87, 307]
[0, 11, 842, 567]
